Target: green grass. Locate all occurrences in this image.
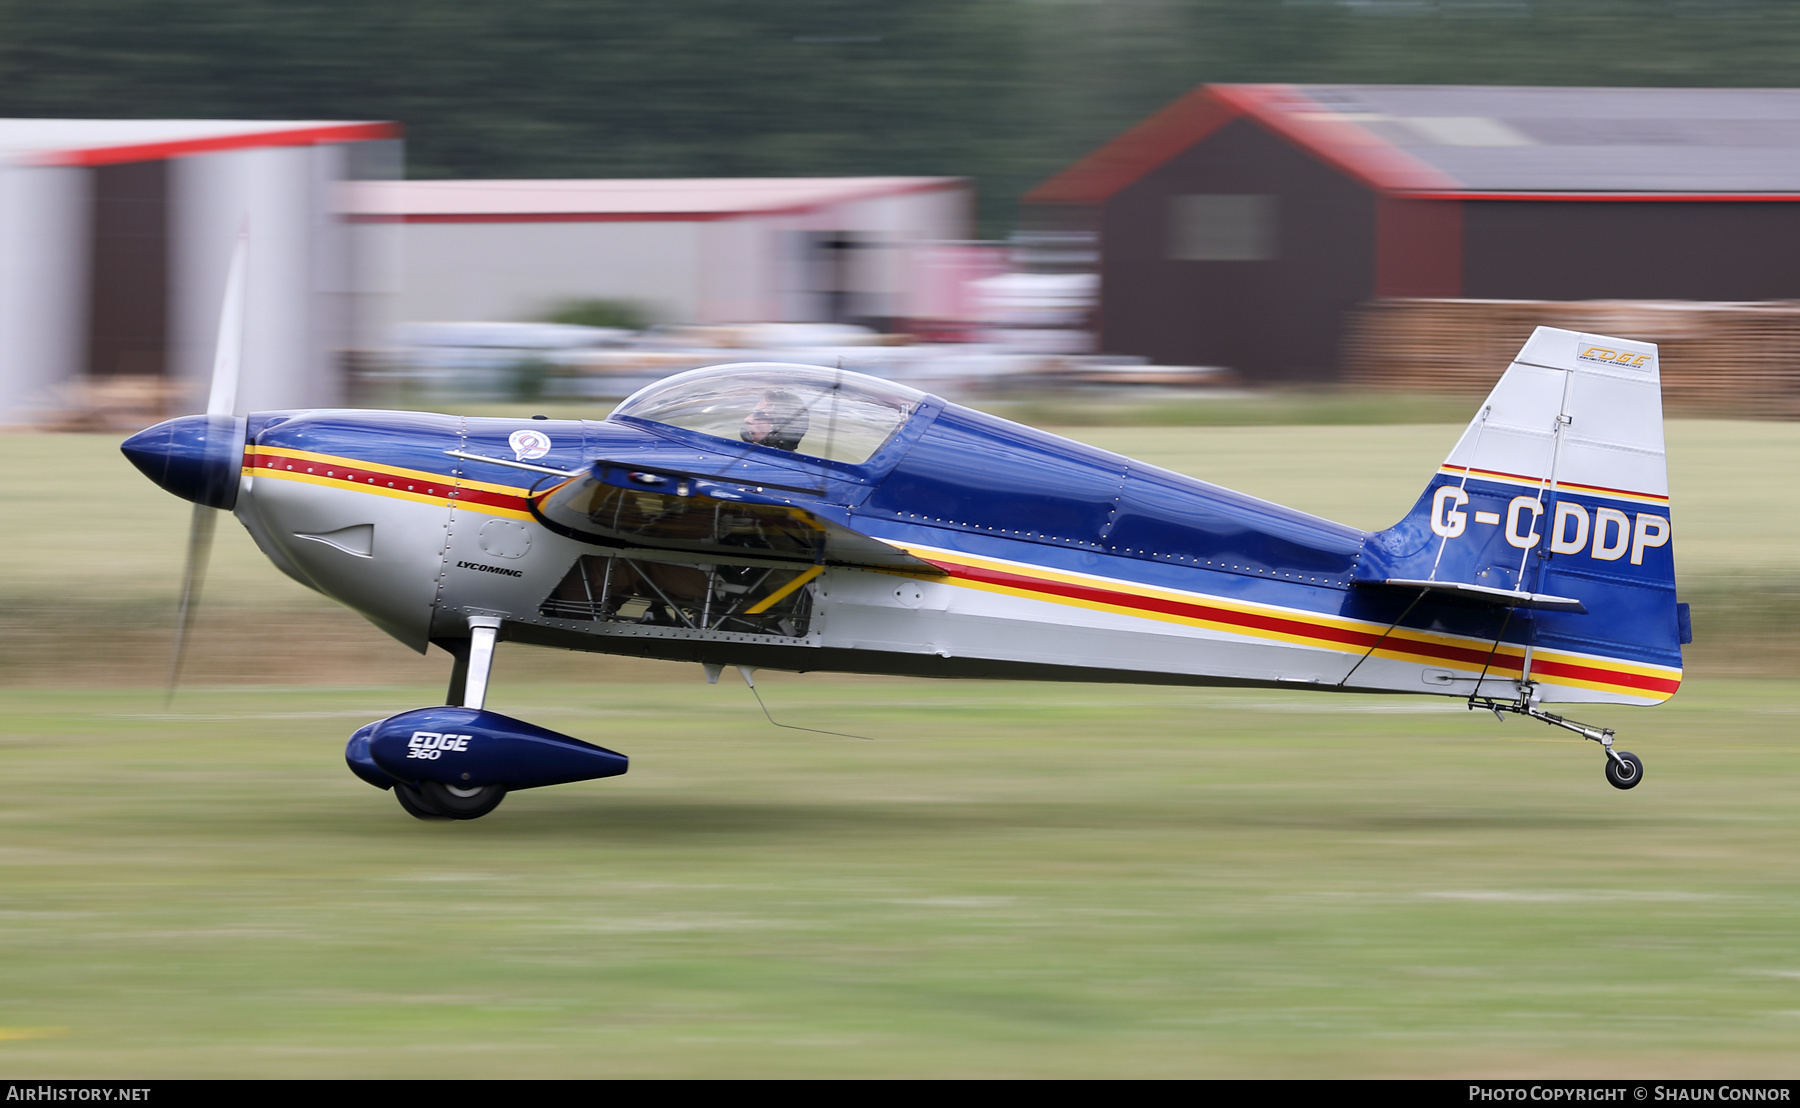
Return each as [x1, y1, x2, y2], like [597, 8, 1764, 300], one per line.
[1, 677, 1798, 1077]
[3, 417, 1798, 1074]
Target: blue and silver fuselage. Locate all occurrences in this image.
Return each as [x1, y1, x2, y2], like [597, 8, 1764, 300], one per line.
[122, 359, 1683, 706]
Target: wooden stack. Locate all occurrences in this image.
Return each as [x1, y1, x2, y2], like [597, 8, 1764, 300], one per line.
[1342, 299, 1800, 418]
[44, 375, 185, 432]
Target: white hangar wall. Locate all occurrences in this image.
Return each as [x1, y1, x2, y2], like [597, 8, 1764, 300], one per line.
[0, 166, 90, 426]
[0, 122, 397, 428]
[763, 183, 974, 325]
[393, 221, 709, 325]
[171, 143, 358, 415]
[362, 178, 972, 328]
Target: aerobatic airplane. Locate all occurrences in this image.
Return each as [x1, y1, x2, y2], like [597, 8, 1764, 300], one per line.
[121, 253, 1686, 820]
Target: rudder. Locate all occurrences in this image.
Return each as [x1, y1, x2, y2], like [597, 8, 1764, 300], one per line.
[1357, 326, 1685, 705]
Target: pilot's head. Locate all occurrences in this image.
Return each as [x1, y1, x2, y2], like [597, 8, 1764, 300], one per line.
[740, 389, 810, 452]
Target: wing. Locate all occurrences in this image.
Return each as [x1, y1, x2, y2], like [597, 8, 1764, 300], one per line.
[531, 461, 936, 574]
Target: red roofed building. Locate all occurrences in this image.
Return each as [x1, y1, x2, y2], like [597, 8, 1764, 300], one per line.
[1026, 84, 1800, 382]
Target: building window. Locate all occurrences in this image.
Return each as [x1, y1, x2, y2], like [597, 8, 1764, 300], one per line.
[1166, 194, 1278, 262]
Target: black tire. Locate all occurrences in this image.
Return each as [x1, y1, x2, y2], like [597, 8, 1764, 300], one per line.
[1604, 751, 1644, 790]
[394, 783, 449, 820]
[419, 780, 507, 820]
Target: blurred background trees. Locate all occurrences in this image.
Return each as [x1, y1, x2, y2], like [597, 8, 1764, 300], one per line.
[3, 0, 1800, 234]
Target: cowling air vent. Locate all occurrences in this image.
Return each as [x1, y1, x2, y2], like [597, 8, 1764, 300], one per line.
[541, 555, 816, 638]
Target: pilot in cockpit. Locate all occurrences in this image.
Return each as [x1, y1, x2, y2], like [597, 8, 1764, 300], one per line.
[739, 389, 811, 452]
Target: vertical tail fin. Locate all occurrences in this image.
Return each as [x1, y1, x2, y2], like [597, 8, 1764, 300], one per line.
[1359, 326, 1684, 704]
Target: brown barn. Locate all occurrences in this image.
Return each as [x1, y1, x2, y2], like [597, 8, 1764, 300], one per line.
[1025, 84, 1800, 382]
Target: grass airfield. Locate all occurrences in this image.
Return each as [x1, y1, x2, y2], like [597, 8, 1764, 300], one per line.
[4, 678, 1800, 1078]
[1, 418, 1798, 1077]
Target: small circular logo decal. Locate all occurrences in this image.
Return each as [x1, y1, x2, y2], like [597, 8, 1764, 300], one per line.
[509, 428, 551, 461]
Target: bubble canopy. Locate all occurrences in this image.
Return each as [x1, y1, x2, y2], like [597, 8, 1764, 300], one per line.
[610, 363, 928, 465]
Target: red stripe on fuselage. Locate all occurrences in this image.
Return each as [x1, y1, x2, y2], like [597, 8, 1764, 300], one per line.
[243, 448, 534, 514]
[932, 557, 1681, 693]
[929, 558, 1531, 671]
[1528, 657, 1680, 696]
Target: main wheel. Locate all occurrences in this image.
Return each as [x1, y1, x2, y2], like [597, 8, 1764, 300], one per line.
[1604, 751, 1644, 790]
[419, 780, 507, 820]
[394, 783, 449, 820]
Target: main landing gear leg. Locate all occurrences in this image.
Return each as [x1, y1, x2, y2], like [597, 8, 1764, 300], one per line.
[397, 616, 510, 821]
[461, 616, 501, 711]
[431, 615, 499, 709]
[1469, 688, 1643, 791]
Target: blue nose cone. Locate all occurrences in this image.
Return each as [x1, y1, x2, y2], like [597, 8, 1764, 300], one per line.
[121, 415, 247, 510]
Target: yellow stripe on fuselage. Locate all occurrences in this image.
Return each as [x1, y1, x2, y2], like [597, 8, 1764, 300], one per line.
[243, 446, 542, 521]
[888, 541, 1679, 700]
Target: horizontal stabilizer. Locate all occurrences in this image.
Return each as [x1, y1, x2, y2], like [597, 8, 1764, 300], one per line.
[1357, 577, 1586, 613]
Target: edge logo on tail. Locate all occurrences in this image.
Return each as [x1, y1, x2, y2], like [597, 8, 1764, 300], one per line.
[1578, 345, 1652, 368]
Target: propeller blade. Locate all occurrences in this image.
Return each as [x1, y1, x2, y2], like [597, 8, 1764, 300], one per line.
[166, 503, 218, 701]
[206, 227, 248, 417]
[167, 226, 247, 702]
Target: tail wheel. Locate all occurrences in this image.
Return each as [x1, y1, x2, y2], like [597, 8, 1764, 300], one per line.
[394, 783, 449, 820]
[1604, 751, 1644, 791]
[419, 780, 508, 819]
